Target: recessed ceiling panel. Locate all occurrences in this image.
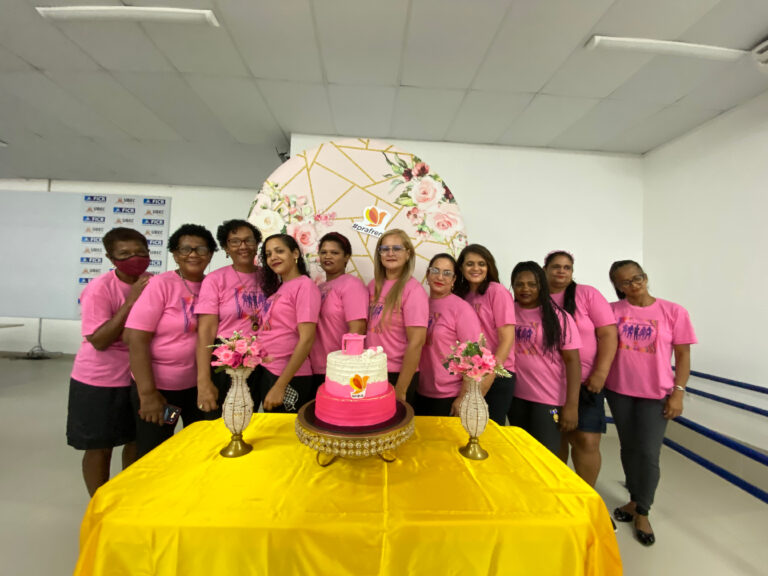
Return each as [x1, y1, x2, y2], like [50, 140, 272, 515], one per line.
[257, 80, 335, 136]
[315, 0, 408, 85]
[499, 95, 599, 147]
[401, 0, 510, 89]
[446, 91, 533, 144]
[391, 86, 464, 140]
[328, 85, 396, 138]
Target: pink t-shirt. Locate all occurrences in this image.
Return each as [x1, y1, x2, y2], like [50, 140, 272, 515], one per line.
[605, 298, 697, 400]
[367, 277, 429, 372]
[513, 304, 582, 406]
[551, 284, 615, 381]
[258, 275, 321, 377]
[196, 265, 266, 339]
[418, 294, 483, 398]
[464, 282, 516, 371]
[310, 274, 369, 374]
[71, 271, 135, 388]
[125, 271, 202, 391]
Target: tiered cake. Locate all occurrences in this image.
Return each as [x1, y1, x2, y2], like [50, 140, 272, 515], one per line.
[315, 334, 396, 427]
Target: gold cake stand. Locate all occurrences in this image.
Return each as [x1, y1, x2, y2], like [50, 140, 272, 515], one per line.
[296, 400, 415, 467]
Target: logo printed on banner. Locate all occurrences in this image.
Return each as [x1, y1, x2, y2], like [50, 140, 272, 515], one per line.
[144, 198, 167, 206]
[80, 257, 103, 264]
[148, 239, 164, 246]
[82, 247, 104, 255]
[150, 249, 163, 256]
[78, 278, 92, 285]
[351, 206, 391, 238]
[84, 227, 105, 233]
[144, 209, 165, 215]
[81, 268, 101, 275]
[150, 260, 162, 267]
[84, 195, 107, 203]
[81, 236, 101, 243]
[83, 216, 105, 223]
[144, 229, 164, 237]
[116, 198, 136, 204]
[86, 206, 106, 213]
[142, 218, 165, 226]
[114, 218, 135, 224]
[113, 207, 135, 214]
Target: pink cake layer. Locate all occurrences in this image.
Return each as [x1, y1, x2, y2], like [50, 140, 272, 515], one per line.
[324, 378, 390, 399]
[315, 384, 396, 427]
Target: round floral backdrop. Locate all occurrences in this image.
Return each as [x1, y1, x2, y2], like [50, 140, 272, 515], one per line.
[248, 138, 468, 285]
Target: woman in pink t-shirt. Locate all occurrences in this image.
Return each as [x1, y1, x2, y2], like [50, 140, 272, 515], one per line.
[454, 244, 515, 426]
[544, 250, 617, 487]
[310, 232, 368, 389]
[416, 253, 482, 416]
[606, 260, 697, 547]
[256, 234, 321, 412]
[124, 224, 216, 457]
[367, 229, 428, 405]
[196, 220, 265, 416]
[66, 227, 150, 496]
[509, 261, 582, 456]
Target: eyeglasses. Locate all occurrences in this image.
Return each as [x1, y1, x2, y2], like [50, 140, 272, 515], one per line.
[617, 274, 646, 289]
[427, 267, 454, 278]
[177, 246, 211, 256]
[378, 245, 405, 254]
[227, 238, 257, 248]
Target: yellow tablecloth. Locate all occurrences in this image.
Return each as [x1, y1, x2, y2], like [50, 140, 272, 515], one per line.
[75, 415, 622, 576]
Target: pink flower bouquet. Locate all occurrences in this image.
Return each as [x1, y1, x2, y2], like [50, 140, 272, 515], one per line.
[211, 331, 266, 371]
[443, 335, 512, 382]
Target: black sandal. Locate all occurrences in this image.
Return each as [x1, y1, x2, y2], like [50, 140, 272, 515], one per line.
[613, 507, 634, 523]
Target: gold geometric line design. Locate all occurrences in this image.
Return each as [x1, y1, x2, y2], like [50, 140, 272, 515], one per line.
[332, 142, 375, 184]
[309, 143, 324, 169]
[304, 156, 317, 213]
[313, 163, 399, 209]
[363, 177, 401, 189]
[277, 166, 306, 192]
[321, 183, 356, 214]
[358, 231, 374, 261]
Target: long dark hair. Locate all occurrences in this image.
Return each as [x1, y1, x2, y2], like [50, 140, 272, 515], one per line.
[454, 244, 500, 298]
[259, 234, 309, 297]
[544, 250, 576, 316]
[609, 260, 644, 300]
[511, 261, 567, 354]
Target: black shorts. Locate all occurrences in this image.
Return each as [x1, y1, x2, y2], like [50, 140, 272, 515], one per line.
[577, 386, 607, 434]
[66, 378, 136, 450]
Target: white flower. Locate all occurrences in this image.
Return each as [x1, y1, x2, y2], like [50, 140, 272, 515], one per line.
[250, 209, 285, 237]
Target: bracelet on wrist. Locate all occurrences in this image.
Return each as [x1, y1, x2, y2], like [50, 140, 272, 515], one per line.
[673, 385, 686, 393]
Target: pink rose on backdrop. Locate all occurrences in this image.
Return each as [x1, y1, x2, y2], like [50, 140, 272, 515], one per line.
[413, 177, 441, 209]
[413, 162, 430, 177]
[406, 206, 424, 226]
[287, 222, 318, 253]
[426, 204, 463, 236]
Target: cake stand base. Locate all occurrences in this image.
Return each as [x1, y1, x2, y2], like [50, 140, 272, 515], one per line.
[297, 400, 414, 467]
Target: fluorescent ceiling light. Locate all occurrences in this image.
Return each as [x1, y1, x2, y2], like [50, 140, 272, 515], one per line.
[35, 6, 220, 27]
[586, 35, 747, 62]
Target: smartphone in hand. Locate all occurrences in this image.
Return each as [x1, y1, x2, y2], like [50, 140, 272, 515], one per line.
[163, 404, 181, 425]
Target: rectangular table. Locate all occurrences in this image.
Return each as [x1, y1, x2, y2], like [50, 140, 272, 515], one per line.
[75, 415, 622, 576]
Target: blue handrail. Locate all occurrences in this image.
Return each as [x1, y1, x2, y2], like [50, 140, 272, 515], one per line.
[687, 369, 768, 395]
[686, 387, 768, 418]
[673, 417, 768, 466]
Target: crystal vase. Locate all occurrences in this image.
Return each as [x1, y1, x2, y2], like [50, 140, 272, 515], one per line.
[458, 376, 489, 460]
[220, 367, 255, 458]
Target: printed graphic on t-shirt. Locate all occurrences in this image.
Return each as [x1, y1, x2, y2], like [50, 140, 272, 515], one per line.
[319, 283, 332, 303]
[515, 322, 539, 356]
[369, 300, 385, 334]
[260, 294, 279, 331]
[425, 311, 440, 346]
[180, 295, 197, 333]
[235, 287, 266, 325]
[617, 316, 657, 354]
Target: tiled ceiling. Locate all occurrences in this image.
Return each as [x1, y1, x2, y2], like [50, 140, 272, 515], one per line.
[0, 0, 767, 188]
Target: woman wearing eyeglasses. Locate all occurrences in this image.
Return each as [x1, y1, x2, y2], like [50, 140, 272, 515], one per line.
[124, 224, 216, 457]
[415, 253, 482, 416]
[257, 234, 321, 412]
[367, 229, 428, 405]
[454, 244, 515, 426]
[196, 220, 265, 416]
[606, 260, 696, 546]
[544, 250, 617, 487]
[310, 232, 368, 389]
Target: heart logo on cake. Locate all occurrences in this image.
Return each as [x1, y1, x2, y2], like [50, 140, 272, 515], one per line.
[350, 374, 369, 398]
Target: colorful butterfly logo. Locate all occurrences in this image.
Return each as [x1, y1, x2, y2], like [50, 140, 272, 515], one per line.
[350, 374, 370, 394]
[364, 206, 388, 227]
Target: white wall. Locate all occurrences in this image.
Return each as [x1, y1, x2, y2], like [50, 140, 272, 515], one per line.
[292, 135, 644, 299]
[644, 90, 768, 384]
[0, 179, 256, 354]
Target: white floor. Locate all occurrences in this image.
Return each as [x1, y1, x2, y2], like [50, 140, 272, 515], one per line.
[1, 355, 766, 576]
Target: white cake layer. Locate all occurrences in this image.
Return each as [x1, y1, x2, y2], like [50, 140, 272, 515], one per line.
[325, 347, 388, 393]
